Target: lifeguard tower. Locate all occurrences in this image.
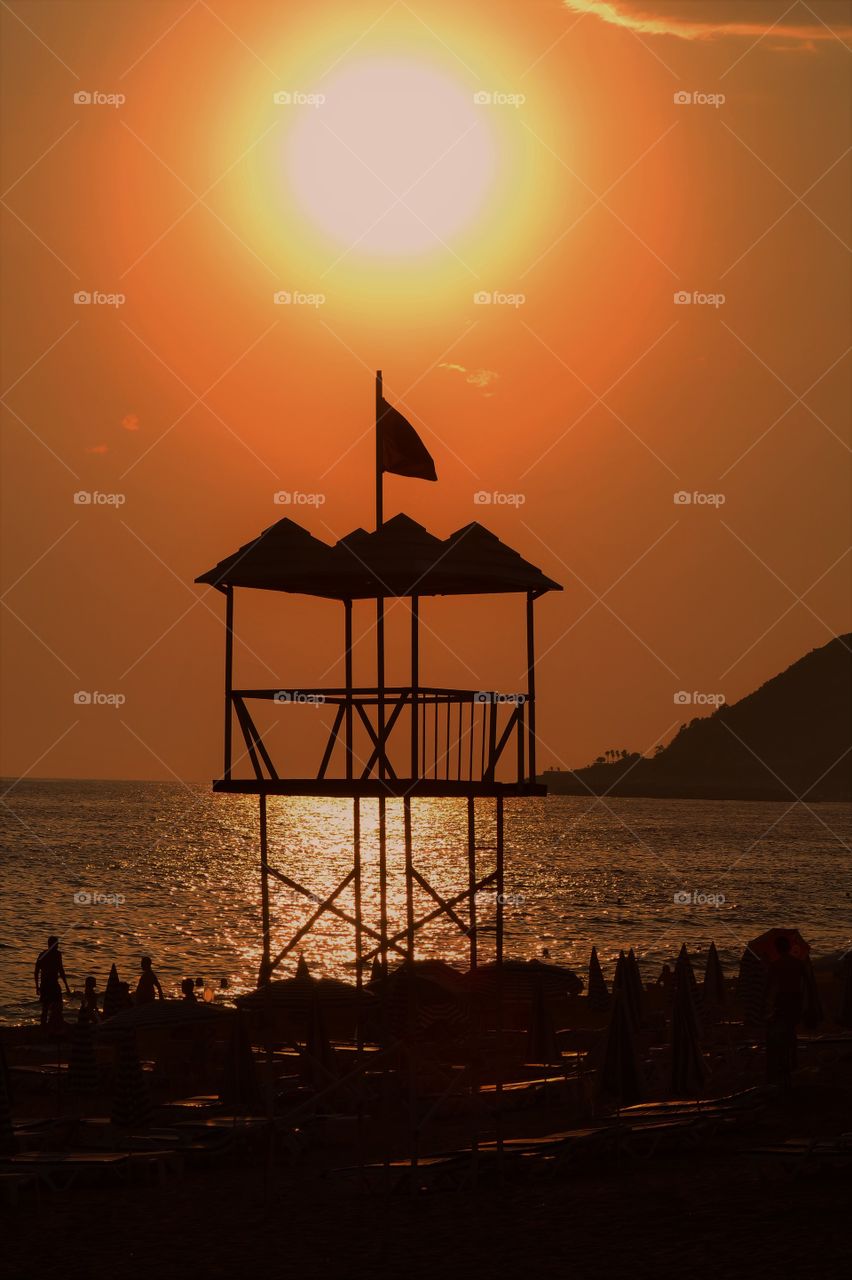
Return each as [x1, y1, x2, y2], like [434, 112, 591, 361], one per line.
[195, 373, 562, 1004]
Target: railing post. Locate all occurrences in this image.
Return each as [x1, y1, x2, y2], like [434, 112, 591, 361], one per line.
[410, 595, 419, 781]
[344, 599, 353, 781]
[526, 591, 537, 784]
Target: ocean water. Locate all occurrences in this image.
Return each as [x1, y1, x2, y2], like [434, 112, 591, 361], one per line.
[1, 780, 850, 1024]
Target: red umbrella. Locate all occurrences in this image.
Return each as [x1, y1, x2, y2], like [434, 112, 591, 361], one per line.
[748, 928, 810, 963]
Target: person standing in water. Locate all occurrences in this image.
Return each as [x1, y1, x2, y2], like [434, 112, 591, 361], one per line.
[34, 936, 71, 1027]
[135, 955, 164, 1004]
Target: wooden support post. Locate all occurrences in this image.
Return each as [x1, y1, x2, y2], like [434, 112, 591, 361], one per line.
[353, 798, 363, 1050]
[259, 794, 271, 984]
[496, 794, 504, 1165]
[404, 795, 414, 962]
[526, 591, 537, 784]
[224, 586, 234, 780]
[344, 600, 353, 781]
[378, 796, 388, 977]
[467, 797, 477, 969]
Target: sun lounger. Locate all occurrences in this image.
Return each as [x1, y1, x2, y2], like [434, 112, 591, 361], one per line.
[3, 1151, 133, 1191]
[748, 1134, 852, 1178]
[0, 1170, 42, 1206]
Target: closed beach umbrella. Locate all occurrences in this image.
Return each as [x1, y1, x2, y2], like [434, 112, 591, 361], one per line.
[702, 941, 726, 1014]
[587, 946, 610, 1011]
[110, 1031, 151, 1129]
[613, 951, 640, 1030]
[737, 947, 767, 1025]
[220, 1010, 262, 1111]
[0, 1040, 14, 1155]
[525, 981, 562, 1066]
[626, 949, 645, 1023]
[301, 998, 337, 1087]
[102, 963, 122, 1020]
[295, 954, 311, 981]
[674, 943, 698, 994]
[599, 986, 644, 1105]
[671, 971, 706, 1096]
[68, 1016, 98, 1094]
[674, 943, 702, 1032]
[840, 952, 852, 1028]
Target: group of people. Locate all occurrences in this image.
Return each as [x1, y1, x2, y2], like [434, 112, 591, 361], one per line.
[34, 937, 200, 1028]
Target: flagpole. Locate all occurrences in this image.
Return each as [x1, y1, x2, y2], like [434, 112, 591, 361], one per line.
[375, 370, 387, 977]
[375, 369, 383, 531]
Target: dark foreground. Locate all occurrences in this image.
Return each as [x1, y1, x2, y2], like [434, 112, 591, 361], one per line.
[4, 1060, 850, 1280]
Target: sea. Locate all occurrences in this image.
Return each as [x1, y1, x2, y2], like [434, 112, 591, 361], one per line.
[1, 780, 850, 1025]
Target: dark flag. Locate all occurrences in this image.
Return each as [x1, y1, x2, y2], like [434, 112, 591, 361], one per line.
[380, 399, 437, 482]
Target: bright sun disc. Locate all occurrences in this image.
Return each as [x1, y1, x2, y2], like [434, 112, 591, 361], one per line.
[285, 59, 497, 257]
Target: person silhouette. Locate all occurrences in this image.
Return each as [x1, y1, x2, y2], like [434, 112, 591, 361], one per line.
[180, 978, 197, 1002]
[34, 935, 71, 1028]
[135, 955, 163, 1004]
[79, 975, 99, 1023]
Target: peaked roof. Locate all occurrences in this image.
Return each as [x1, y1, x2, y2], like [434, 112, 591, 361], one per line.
[195, 512, 562, 599]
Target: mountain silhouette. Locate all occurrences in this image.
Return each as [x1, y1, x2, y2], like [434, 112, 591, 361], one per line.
[542, 634, 852, 802]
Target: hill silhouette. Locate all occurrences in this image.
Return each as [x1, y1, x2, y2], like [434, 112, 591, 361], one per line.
[542, 634, 852, 802]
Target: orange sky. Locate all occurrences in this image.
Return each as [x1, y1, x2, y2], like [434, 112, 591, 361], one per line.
[1, 0, 850, 782]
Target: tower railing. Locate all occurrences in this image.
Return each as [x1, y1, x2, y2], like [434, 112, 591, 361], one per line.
[222, 684, 535, 792]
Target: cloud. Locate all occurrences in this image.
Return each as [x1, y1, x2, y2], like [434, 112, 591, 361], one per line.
[438, 362, 499, 392]
[121, 413, 140, 431]
[86, 444, 109, 454]
[563, 0, 852, 44]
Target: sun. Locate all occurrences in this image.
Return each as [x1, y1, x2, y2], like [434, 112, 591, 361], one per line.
[284, 58, 498, 257]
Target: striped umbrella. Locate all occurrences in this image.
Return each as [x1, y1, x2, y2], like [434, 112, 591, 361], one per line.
[587, 946, 610, 1011]
[671, 968, 706, 1096]
[102, 963, 123, 1020]
[599, 986, 644, 1105]
[68, 1015, 98, 1095]
[110, 1030, 152, 1129]
[525, 982, 562, 1065]
[702, 941, 726, 1015]
[0, 1039, 14, 1155]
[373, 962, 469, 1041]
[737, 947, 767, 1026]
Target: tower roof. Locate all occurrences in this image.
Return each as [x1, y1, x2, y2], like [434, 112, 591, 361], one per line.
[196, 512, 562, 599]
